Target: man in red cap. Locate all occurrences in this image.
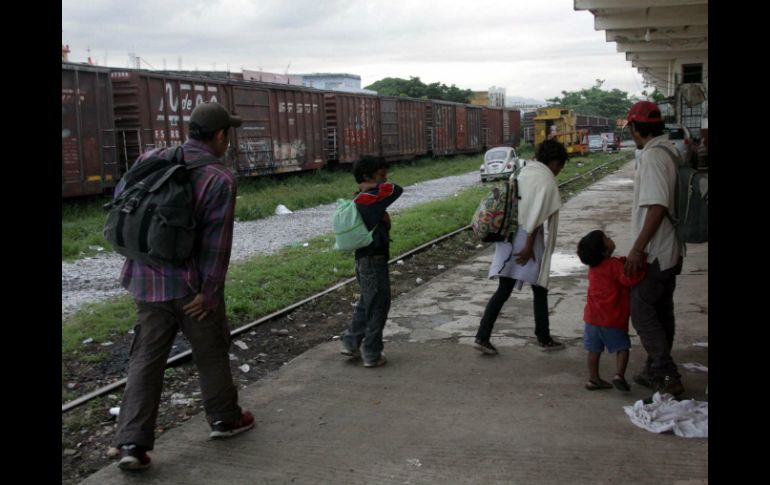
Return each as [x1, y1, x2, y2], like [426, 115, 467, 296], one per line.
[112, 102, 255, 471]
[623, 100, 685, 398]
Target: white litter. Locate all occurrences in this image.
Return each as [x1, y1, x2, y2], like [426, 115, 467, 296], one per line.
[437, 265, 446, 270]
[682, 362, 708, 373]
[406, 458, 422, 467]
[82, 338, 94, 345]
[303, 243, 309, 247]
[172, 398, 193, 406]
[100, 341, 114, 347]
[233, 340, 249, 350]
[239, 364, 250, 373]
[623, 392, 708, 438]
[396, 260, 405, 265]
[692, 342, 708, 348]
[109, 407, 120, 417]
[275, 204, 293, 215]
[229, 353, 238, 361]
[415, 278, 424, 285]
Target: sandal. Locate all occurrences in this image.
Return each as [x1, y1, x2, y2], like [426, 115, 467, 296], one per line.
[613, 376, 631, 392]
[538, 339, 565, 352]
[585, 378, 613, 391]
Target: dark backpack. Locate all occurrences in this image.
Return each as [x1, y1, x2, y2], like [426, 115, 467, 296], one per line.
[471, 164, 523, 243]
[651, 144, 708, 244]
[103, 146, 218, 266]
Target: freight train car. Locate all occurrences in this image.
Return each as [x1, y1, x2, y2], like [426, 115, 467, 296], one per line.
[324, 92, 380, 163]
[379, 96, 429, 161]
[575, 114, 612, 135]
[109, 69, 326, 177]
[62, 63, 494, 197]
[502, 108, 521, 147]
[62, 63, 118, 197]
[481, 107, 522, 149]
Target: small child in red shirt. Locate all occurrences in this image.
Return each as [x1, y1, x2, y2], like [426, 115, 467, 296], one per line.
[577, 230, 646, 392]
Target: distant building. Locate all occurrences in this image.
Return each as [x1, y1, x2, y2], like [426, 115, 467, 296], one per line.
[299, 73, 376, 94]
[242, 69, 303, 85]
[471, 86, 506, 107]
[62, 44, 70, 62]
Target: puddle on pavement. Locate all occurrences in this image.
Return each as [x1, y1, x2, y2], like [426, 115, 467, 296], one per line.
[549, 252, 586, 276]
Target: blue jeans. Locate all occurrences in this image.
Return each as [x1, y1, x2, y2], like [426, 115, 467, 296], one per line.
[343, 254, 391, 363]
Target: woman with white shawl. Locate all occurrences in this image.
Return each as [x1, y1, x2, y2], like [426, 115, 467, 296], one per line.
[474, 140, 568, 355]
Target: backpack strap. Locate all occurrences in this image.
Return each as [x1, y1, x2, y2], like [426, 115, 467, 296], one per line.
[646, 143, 681, 225]
[647, 143, 688, 255]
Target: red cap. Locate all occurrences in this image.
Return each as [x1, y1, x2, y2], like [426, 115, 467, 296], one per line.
[627, 101, 662, 123]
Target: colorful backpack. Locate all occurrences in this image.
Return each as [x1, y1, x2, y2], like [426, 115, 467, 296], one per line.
[471, 166, 523, 242]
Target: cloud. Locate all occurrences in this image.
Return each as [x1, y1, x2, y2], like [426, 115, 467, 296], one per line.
[62, 0, 645, 98]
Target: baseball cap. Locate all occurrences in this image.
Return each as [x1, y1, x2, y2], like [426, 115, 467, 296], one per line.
[190, 102, 242, 133]
[626, 101, 662, 123]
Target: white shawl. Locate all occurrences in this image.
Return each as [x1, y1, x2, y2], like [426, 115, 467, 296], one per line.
[514, 160, 562, 288]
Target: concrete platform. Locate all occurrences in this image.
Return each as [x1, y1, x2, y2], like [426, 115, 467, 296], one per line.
[80, 161, 708, 484]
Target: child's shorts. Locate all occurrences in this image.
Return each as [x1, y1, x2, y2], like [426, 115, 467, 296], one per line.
[583, 323, 631, 353]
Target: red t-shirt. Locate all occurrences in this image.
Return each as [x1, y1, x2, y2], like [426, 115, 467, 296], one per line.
[583, 256, 646, 331]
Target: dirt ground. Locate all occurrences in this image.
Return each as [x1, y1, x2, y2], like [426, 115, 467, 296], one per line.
[61, 229, 488, 484]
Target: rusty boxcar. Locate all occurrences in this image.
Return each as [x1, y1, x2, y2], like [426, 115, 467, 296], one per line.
[62, 62, 118, 197]
[429, 101, 457, 156]
[109, 69, 326, 177]
[502, 108, 521, 147]
[482, 107, 504, 148]
[324, 92, 380, 163]
[380, 96, 429, 161]
[464, 105, 483, 153]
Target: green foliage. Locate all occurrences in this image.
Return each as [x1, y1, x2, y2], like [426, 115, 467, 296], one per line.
[641, 89, 667, 104]
[365, 76, 474, 103]
[546, 79, 634, 121]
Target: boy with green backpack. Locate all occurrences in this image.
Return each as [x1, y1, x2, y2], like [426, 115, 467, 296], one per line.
[339, 156, 403, 368]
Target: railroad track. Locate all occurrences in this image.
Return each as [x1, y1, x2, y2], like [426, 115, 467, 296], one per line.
[62, 156, 627, 413]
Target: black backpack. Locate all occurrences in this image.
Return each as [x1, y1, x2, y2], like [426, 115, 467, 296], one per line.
[650, 144, 708, 244]
[103, 146, 218, 267]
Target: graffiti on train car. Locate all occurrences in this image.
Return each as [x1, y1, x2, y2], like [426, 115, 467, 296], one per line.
[156, 82, 221, 136]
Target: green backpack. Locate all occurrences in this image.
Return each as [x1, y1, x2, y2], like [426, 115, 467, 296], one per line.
[332, 198, 376, 251]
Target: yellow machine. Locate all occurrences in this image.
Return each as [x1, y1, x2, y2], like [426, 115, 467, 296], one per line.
[534, 107, 588, 156]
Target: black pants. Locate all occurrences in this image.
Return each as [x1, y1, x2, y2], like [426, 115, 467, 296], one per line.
[630, 258, 682, 379]
[476, 277, 551, 343]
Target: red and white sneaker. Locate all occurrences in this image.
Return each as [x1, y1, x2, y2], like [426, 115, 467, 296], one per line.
[209, 410, 255, 439]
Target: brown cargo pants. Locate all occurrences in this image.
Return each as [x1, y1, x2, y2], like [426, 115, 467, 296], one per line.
[113, 294, 242, 450]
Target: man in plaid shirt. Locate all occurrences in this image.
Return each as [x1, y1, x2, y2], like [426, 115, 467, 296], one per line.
[113, 102, 254, 471]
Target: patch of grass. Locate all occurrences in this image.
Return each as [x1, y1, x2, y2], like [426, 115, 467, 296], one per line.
[62, 297, 135, 355]
[62, 154, 485, 261]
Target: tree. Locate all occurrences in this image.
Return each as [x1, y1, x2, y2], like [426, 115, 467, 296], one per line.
[365, 77, 473, 103]
[641, 88, 666, 104]
[546, 79, 635, 120]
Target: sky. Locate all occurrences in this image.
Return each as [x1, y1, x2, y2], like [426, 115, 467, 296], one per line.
[62, 0, 647, 103]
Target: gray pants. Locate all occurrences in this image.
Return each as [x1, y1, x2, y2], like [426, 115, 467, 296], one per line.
[113, 294, 241, 450]
[342, 255, 391, 363]
[630, 258, 683, 380]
